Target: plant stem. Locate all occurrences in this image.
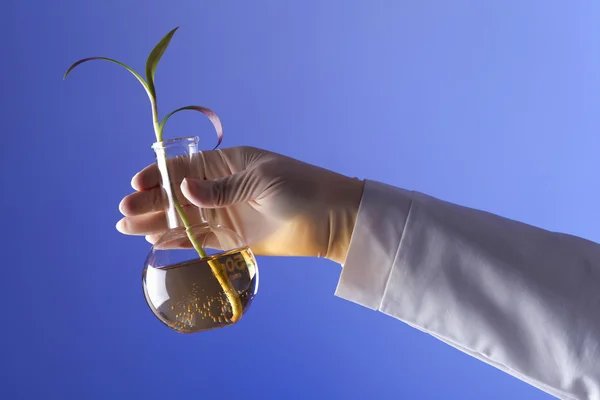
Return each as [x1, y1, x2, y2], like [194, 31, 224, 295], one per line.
[173, 200, 243, 323]
[154, 108, 242, 323]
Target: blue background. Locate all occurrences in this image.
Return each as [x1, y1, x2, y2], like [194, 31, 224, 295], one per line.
[2, 1, 599, 399]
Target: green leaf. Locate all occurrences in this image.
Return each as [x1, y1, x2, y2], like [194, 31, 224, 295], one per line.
[63, 57, 152, 100]
[145, 27, 179, 99]
[159, 106, 224, 149]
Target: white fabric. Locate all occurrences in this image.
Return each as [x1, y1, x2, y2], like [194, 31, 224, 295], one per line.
[337, 180, 600, 400]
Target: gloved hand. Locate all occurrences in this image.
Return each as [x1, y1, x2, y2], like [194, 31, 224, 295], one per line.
[117, 146, 364, 264]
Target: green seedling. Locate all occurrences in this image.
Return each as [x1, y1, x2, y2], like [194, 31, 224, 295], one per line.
[64, 27, 243, 323]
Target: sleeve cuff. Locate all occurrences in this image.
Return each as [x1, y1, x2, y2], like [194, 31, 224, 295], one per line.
[335, 179, 413, 310]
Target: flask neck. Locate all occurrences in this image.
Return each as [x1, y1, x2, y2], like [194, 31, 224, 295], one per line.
[152, 136, 207, 230]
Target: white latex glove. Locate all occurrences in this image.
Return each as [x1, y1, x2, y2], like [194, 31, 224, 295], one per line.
[117, 146, 364, 264]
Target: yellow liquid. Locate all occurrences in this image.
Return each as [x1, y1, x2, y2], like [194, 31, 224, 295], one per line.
[143, 247, 258, 333]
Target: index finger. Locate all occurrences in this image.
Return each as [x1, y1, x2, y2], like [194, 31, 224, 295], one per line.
[131, 153, 198, 191]
[131, 153, 194, 191]
[131, 163, 160, 191]
[131, 147, 242, 191]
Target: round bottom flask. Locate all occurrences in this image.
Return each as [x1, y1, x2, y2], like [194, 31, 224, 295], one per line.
[142, 137, 259, 333]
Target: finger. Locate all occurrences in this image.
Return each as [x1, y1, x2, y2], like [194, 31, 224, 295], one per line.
[131, 151, 207, 191]
[116, 211, 168, 236]
[145, 234, 167, 245]
[181, 169, 264, 209]
[119, 187, 166, 216]
[131, 163, 160, 191]
[145, 233, 192, 249]
[119, 184, 194, 217]
[146, 232, 223, 251]
[116, 205, 206, 235]
[131, 155, 191, 191]
[131, 147, 246, 191]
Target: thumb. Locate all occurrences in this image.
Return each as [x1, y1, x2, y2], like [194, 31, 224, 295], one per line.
[181, 170, 262, 208]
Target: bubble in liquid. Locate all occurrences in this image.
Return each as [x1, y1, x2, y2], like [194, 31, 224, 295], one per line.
[143, 248, 258, 333]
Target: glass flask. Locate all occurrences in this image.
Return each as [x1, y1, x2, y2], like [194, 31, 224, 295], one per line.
[142, 136, 259, 333]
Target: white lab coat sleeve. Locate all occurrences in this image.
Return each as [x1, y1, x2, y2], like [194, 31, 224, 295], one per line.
[336, 179, 600, 400]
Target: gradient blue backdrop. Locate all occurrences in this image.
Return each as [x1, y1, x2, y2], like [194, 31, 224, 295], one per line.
[2, 1, 599, 399]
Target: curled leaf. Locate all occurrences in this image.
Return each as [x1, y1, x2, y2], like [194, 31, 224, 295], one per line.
[159, 106, 224, 149]
[146, 27, 179, 99]
[63, 57, 151, 100]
